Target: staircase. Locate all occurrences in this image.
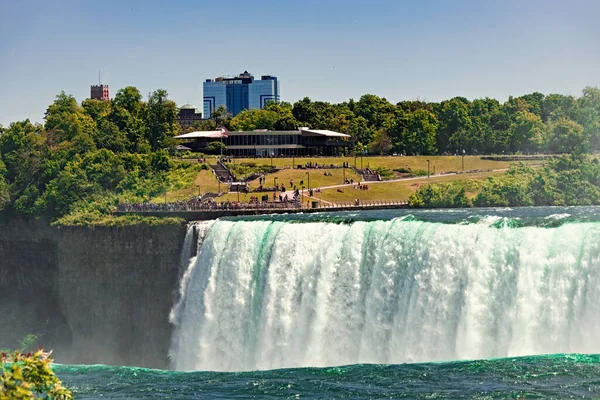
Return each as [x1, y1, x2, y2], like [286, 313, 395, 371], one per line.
[355, 168, 381, 182]
[211, 162, 235, 182]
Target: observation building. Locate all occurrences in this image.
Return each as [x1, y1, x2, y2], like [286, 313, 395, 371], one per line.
[174, 128, 351, 157]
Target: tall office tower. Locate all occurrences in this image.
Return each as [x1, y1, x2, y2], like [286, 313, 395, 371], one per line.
[203, 71, 279, 118]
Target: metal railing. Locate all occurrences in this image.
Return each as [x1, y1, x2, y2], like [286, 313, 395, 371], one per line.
[116, 199, 408, 213]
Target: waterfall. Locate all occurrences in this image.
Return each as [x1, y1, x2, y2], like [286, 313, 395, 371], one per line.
[169, 217, 600, 372]
[169, 221, 214, 355]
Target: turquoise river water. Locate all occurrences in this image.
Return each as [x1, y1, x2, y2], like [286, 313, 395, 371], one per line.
[59, 207, 600, 398]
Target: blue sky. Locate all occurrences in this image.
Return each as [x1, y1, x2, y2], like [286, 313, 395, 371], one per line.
[1, 0, 599, 125]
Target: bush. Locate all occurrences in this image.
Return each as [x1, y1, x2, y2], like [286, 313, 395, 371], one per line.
[409, 183, 470, 208]
[1, 349, 72, 399]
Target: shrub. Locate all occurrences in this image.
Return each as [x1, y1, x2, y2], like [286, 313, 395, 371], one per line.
[1, 349, 72, 399]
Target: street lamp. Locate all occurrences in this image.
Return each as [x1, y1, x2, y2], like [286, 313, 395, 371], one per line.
[427, 159, 430, 178]
[343, 164, 346, 184]
[274, 177, 278, 193]
[305, 171, 310, 190]
[196, 185, 200, 199]
[462, 149, 465, 171]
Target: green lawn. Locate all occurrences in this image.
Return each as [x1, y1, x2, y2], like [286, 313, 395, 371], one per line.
[158, 155, 536, 204]
[312, 170, 506, 203]
[225, 155, 526, 174]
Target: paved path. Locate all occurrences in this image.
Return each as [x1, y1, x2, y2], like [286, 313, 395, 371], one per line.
[277, 168, 509, 200]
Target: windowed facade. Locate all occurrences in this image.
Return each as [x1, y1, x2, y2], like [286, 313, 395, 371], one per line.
[176, 129, 351, 156]
[203, 71, 280, 117]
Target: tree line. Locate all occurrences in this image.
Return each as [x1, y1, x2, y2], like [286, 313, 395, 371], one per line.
[0, 87, 182, 221]
[409, 154, 600, 208]
[189, 87, 600, 156]
[1, 85, 600, 221]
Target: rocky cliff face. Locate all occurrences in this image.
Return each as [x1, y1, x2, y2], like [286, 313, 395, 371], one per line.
[0, 219, 187, 368]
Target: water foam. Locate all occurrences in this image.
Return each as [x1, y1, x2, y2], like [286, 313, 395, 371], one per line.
[170, 218, 600, 371]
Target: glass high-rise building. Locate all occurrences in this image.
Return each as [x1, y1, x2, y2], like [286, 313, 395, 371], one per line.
[203, 71, 280, 118]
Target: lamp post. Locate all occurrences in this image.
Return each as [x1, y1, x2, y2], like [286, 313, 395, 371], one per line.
[274, 177, 278, 193]
[218, 179, 221, 194]
[196, 185, 200, 199]
[427, 159, 430, 178]
[462, 149, 465, 171]
[343, 164, 346, 184]
[292, 153, 295, 169]
[301, 185, 305, 205]
[305, 171, 310, 190]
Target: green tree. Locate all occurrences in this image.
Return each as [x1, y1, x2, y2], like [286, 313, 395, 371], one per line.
[265, 102, 299, 130]
[92, 119, 128, 153]
[82, 98, 112, 121]
[0, 157, 9, 212]
[205, 141, 226, 155]
[408, 183, 470, 208]
[40, 157, 96, 217]
[577, 86, 600, 150]
[506, 111, 544, 153]
[1, 349, 72, 399]
[211, 105, 232, 128]
[229, 109, 278, 131]
[369, 130, 392, 155]
[110, 86, 147, 152]
[437, 97, 472, 153]
[545, 118, 588, 154]
[145, 89, 179, 150]
[401, 109, 438, 155]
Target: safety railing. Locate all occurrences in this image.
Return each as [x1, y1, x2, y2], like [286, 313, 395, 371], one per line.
[116, 199, 408, 213]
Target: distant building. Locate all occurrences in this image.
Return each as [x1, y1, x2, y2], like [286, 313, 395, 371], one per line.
[203, 71, 279, 117]
[90, 84, 110, 101]
[174, 128, 351, 157]
[177, 104, 203, 128]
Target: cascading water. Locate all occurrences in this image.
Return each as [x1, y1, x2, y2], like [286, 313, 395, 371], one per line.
[169, 215, 600, 372]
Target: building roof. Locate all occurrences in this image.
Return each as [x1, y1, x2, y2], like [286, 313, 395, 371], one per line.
[174, 130, 228, 139]
[174, 129, 351, 139]
[301, 129, 351, 138]
[180, 104, 197, 110]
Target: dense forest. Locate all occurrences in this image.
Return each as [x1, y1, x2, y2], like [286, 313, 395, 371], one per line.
[0, 87, 187, 223]
[1, 86, 600, 223]
[193, 86, 600, 156]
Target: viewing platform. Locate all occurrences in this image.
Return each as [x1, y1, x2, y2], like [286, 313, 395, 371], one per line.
[115, 200, 409, 221]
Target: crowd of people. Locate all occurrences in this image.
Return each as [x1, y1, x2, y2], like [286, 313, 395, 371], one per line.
[118, 198, 303, 212]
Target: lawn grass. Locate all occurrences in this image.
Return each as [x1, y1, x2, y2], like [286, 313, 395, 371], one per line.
[225, 155, 527, 174]
[158, 155, 534, 205]
[313, 170, 506, 203]
[151, 169, 222, 203]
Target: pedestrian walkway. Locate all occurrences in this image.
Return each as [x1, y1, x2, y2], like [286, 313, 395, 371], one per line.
[211, 162, 235, 182]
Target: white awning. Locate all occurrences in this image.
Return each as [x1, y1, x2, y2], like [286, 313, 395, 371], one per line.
[301, 129, 351, 138]
[174, 130, 228, 139]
